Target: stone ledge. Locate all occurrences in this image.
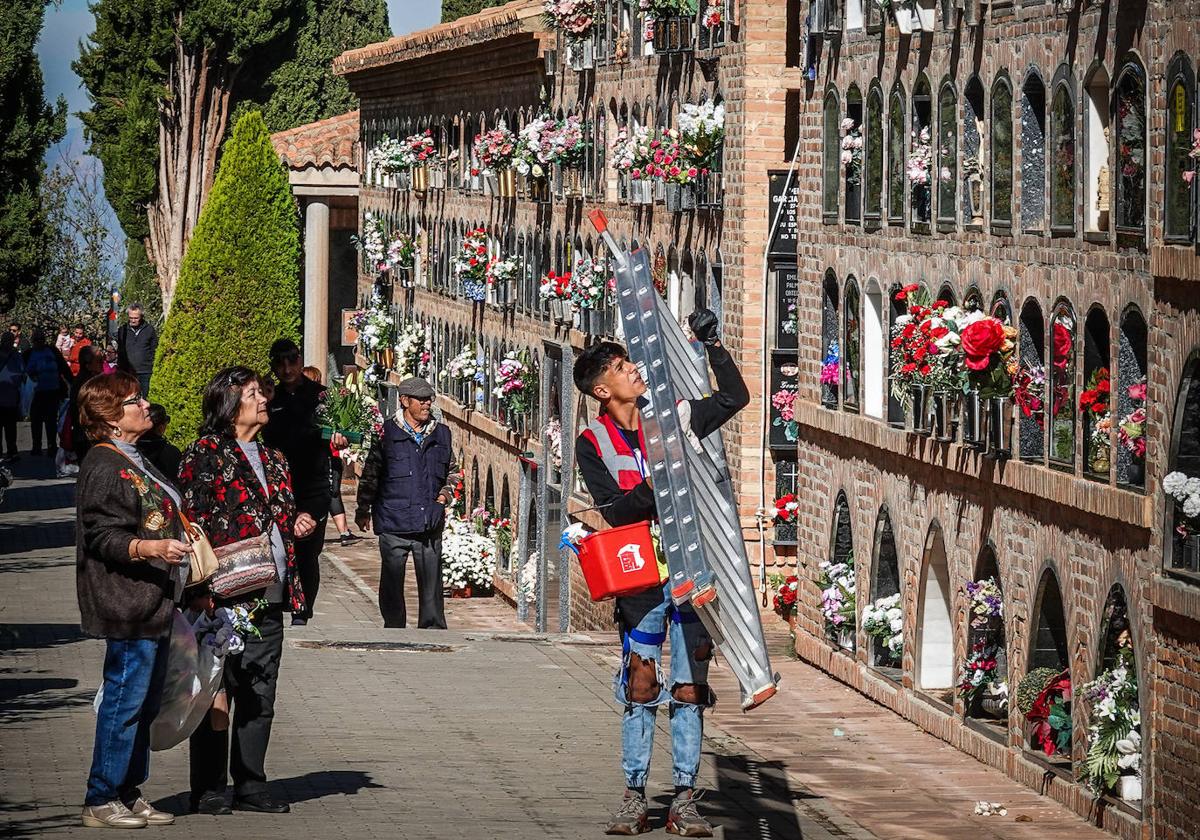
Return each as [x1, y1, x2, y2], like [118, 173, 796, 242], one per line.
[795, 401, 1152, 529]
[1150, 574, 1200, 622]
[1150, 244, 1200, 282]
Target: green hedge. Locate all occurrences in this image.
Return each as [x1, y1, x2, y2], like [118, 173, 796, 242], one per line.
[153, 110, 300, 447]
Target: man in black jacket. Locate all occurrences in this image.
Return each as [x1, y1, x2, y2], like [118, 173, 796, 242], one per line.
[261, 338, 344, 626]
[573, 308, 747, 837]
[355, 377, 458, 629]
[116, 304, 158, 397]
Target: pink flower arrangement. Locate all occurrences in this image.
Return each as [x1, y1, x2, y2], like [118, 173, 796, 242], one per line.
[543, 0, 595, 39]
[472, 127, 518, 173]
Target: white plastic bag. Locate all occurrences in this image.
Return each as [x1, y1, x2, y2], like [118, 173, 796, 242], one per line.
[149, 610, 226, 751]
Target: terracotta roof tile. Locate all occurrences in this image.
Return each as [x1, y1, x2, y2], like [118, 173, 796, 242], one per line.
[333, 0, 547, 76]
[271, 110, 360, 172]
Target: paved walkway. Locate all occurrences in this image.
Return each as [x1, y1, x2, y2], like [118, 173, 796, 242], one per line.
[0, 431, 1112, 839]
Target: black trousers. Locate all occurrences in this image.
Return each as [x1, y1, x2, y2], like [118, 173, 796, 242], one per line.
[29, 391, 59, 455]
[189, 608, 283, 801]
[293, 516, 326, 620]
[378, 530, 446, 629]
[0, 406, 16, 457]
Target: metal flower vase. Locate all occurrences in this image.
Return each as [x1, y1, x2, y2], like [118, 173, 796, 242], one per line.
[374, 348, 395, 371]
[986, 396, 1012, 459]
[680, 182, 697, 211]
[529, 176, 551, 204]
[665, 181, 682, 212]
[931, 391, 955, 442]
[411, 165, 428, 193]
[498, 168, 518, 198]
[549, 298, 567, 325]
[483, 171, 498, 195]
[630, 178, 652, 205]
[909, 384, 932, 435]
[961, 389, 985, 449]
[568, 38, 594, 71]
[396, 169, 412, 191]
[563, 166, 584, 200]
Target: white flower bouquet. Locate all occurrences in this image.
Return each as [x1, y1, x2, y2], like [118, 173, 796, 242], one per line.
[862, 592, 903, 664]
[395, 321, 430, 379]
[442, 516, 496, 591]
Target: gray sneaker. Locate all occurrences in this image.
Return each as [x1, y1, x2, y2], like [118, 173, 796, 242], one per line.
[604, 789, 649, 835]
[666, 790, 713, 837]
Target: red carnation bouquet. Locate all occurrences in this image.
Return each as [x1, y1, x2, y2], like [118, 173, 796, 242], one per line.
[769, 573, 800, 617]
[888, 284, 962, 404]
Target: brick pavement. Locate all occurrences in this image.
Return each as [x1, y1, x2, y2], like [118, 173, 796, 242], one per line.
[0, 433, 1111, 840]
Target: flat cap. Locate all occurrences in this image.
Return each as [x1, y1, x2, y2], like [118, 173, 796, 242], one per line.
[395, 377, 435, 399]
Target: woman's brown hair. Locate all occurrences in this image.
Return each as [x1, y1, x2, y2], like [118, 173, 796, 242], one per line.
[78, 372, 140, 441]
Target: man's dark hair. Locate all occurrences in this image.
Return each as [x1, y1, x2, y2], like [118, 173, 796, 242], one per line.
[128, 302, 143, 312]
[573, 341, 628, 398]
[78, 345, 100, 368]
[269, 337, 300, 365]
[72, 322, 85, 331]
[199, 366, 259, 437]
[147, 402, 170, 429]
[9, 322, 18, 329]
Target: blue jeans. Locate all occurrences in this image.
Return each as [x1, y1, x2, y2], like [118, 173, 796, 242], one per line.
[85, 637, 170, 806]
[615, 584, 712, 789]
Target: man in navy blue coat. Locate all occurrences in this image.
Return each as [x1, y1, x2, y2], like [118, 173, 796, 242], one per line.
[356, 377, 458, 628]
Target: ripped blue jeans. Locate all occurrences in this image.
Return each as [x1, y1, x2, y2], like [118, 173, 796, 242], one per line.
[615, 583, 712, 790]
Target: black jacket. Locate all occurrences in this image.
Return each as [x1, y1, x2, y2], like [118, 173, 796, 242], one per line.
[137, 433, 182, 481]
[76, 444, 186, 639]
[117, 321, 158, 375]
[262, 377, 331, 519]
[575, 343, 750, 528]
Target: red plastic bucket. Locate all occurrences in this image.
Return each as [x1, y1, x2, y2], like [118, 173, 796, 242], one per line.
[574, 521, 663, 601]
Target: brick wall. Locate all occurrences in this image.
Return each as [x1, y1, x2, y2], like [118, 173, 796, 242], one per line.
[788, 3, 1200, 839]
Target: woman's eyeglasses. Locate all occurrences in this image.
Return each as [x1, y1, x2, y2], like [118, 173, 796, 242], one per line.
[121, 394, 145, 407]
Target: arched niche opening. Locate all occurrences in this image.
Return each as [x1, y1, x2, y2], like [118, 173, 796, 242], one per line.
[936, 79, 957, 227]
[962, 76, 986, 227]
[1049, 301, 1077, 468]
[470, 456, 481, 509]
[1113, 59, 1147, 239]
[964, 547, 1008, 725]
[1050, 67, 1077, 236]
[910, 75, 933, 229]
[864, 82, 884, 224]
[1020, 68, 1048, 232]
[1082, 306, 1112, 481]
[1116, 307, 1148, 489]
[1085, 584, 1142, 804]
[845, 84, 863, 225]
[1084, 63, 1111, 236]
[916, 523, 954, 698]
[1165, 53, 1195, 244]
[843, 276, 861, 411]
[990, 75, 1014, 230]
[1021, 568, 1071, 760]
[1165, 353, 1200, 578]
[863, 278, 886, 419]
[886, 284, 907, 427]
[868, 507, 902, 675]
[887, 83, 906, 224]
[821, 270, 840, 408]
[1018, 298, 1046, 461]
[822, 88, 841, 222]
[822, 491, 856, 651]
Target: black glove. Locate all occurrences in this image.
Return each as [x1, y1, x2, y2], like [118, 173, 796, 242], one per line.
[688, 308, 720, 346]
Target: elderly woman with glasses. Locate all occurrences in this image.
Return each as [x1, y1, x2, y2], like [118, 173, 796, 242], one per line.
[355, 376, 459, 630]
[177, 366, 314, 816]
[75, 372, 191, 829]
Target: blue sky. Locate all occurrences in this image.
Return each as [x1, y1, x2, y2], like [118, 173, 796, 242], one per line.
[36, 0, 442, 249]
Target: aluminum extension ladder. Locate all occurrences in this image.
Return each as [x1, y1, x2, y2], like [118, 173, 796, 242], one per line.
[589, 211, 779, 711]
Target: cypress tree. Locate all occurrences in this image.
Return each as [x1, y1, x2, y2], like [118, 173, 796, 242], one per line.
[0, 0, 67, 308]
[153, 111, 301, 446]
[441, 0, 507, 23]
[260, 0, 391, 133]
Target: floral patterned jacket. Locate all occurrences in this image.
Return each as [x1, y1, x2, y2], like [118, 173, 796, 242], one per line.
[178, 433, 306, 613]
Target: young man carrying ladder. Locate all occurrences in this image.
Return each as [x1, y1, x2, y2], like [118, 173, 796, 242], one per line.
[572, 308, 749, 836]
